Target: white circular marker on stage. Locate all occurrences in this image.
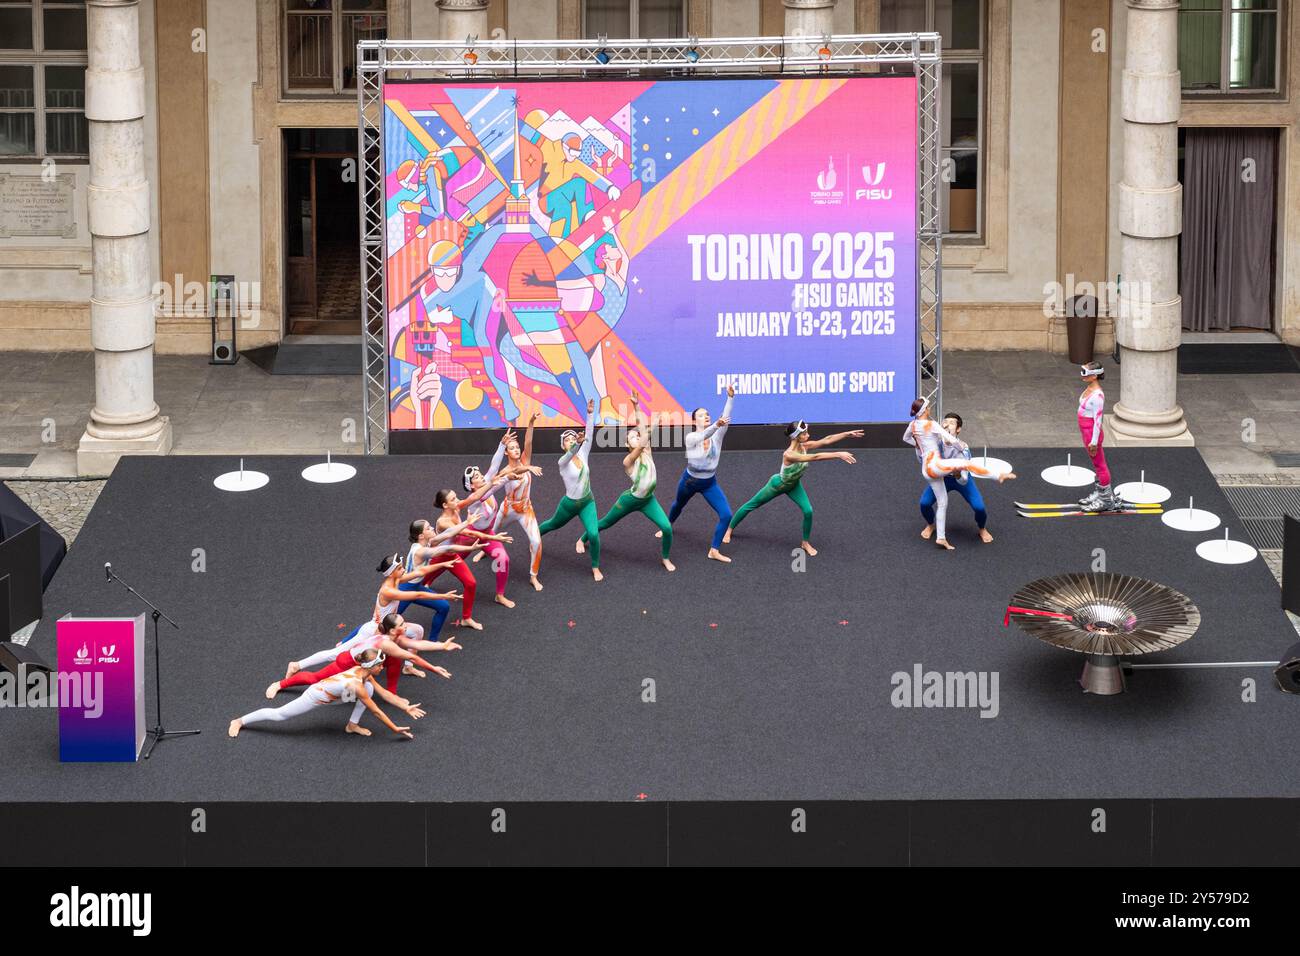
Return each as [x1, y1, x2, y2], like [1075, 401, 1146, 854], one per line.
[302, 462, 356, 483]
[1195, 530, 1257, 565]
[1162, 496, 1220, 532]
[302, 453, 355, 484]
[214, 459, 269, 492]
[1041, 455, 1094, 487]
[1115, 470, 1171, 504]
[969, 456, 1012, 478]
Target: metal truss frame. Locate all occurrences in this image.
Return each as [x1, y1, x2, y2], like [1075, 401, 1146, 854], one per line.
[358, 34, 942, 454]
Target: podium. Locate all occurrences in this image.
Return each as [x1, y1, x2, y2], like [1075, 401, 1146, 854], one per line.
[57, 615, 146, 762]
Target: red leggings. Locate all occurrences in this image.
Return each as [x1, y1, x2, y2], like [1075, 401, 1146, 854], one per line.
[433, 548, 477, 619]
[280, 649, 352, 689]
[1078, 417, 1111, 486]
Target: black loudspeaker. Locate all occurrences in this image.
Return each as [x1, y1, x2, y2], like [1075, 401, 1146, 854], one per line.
[1282, 515, 1300, 617]
[212, 339, 235, 363]
[0, 640, 50, 675]
[1274, 641, 1300, 695]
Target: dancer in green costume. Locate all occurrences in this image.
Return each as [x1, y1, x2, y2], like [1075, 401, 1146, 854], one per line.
[725, 420, 862, 557]
[538, 399, 603, 581]
[577, 391, 675, 573]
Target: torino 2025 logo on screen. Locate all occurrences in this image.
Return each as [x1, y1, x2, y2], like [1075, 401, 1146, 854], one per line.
[380, 75, 918, 430]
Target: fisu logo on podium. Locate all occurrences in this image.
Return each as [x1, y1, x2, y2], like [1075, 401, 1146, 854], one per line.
[856, 162, 892, 201]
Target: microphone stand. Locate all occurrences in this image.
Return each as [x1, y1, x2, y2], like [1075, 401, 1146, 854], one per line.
[105, 564, 200, 759]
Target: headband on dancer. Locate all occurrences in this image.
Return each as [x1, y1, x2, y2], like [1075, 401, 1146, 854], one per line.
[462, 466, 481, 491]
[911, 397, 930, 419]
[560, 429, 580, 446]
[1080, 365, 1104, 378]
[364, 651, 387, 670]
[786, 420, 808, 440]
[379, 552, 403, 576]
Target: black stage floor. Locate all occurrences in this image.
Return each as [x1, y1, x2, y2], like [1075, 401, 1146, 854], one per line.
[3, 447, 1297, 803]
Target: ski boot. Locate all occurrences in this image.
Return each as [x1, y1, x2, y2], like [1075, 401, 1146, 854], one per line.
[1077, 483, 1103, 510]
[1094, 485, 1126, 512]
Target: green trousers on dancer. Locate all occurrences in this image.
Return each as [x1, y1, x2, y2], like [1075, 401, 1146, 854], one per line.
[729, 477, 814, 540]
[580, 491, 673, 559]
[539, 494, 600, 567]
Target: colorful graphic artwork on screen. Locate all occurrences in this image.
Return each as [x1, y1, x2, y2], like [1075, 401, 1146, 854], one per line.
[381, 76, 918, 430]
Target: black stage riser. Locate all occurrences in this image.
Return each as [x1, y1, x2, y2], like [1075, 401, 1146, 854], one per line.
[2, 448, 1296, 808]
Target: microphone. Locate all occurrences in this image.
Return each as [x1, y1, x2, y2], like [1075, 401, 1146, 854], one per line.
[105, 562, 112, 582]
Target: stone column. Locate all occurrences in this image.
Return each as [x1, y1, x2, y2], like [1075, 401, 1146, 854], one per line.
[784, 0, 837, 56]
[1109, 0, 1191, 444]
[437, 0, 489, 42]
[77, 0, 172, 475]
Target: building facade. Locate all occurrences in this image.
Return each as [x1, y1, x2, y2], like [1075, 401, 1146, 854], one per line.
[0, 2, 1296, 383]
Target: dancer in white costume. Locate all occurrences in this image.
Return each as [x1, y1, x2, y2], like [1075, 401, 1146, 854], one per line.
[903, 397, 1015, 551]
[230, 648, 425, 740]
[484, 411, 546, 591]
[278, 553, 461, 687]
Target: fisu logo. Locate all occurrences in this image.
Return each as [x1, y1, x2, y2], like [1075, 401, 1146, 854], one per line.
[856, 162, 892, 200]
[816, 156, 837, 190]
[98, 644, 119, 664]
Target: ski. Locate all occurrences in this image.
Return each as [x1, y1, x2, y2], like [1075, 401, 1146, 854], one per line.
[1013, 504, 1159, 512]
[1017, 507, 1163, 518]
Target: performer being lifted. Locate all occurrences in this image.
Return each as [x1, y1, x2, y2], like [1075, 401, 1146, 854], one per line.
[666, 383, 736, 563]
[904, 398, 1015, 551]
[577, 390, 675, 572]
[538, 399, 603, 581]
[725, 420, 862, 556]
[484, 413, 545, 591]
[1076, 361, 1120, 511]
[918, 412, 994, 544]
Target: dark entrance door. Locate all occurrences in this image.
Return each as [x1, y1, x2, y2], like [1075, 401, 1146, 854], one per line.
[284, 128, 360, 335]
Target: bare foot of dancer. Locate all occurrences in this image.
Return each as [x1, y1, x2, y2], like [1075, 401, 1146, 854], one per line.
[283, 660, 301, 681]
[457, 617, 484, 631]
[592, 567, 604, 582]
[228, 719, 243, 738]
[920, 524, 934, 540]
[402, 663, 426, 678]
[980, 528, 994, 544]
[345, 723, 372, 736]
[997, 472, 1018, 483]
[662, 558, 676, 572]
[655, 530, 663, 538]
[575, 539, 585, 554]
[935, 538, 955, 551]
[264, 681, 281, 700]
[722, 528, 733, 544]
[472, 550, 484, 563]
[495, 594, 516, 609]
[707, 548, 732, 563]
[530, 575, 543, 592]
[802, 540, 818, 557]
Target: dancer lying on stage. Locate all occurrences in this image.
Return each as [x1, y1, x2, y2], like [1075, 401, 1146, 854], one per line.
[230, 647, 425, 740]
[266, 611, 454, 699]
[484, 412, 545, 591]
[665, 383, 735, 563]
[725, 420, 862, 556]
[918, 413, 994, 545]
[538, 399, 603, 581]
[904, 397, 1015, 551]
[1077, 361, 1120, 511]
[577, 390, 675, 572]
